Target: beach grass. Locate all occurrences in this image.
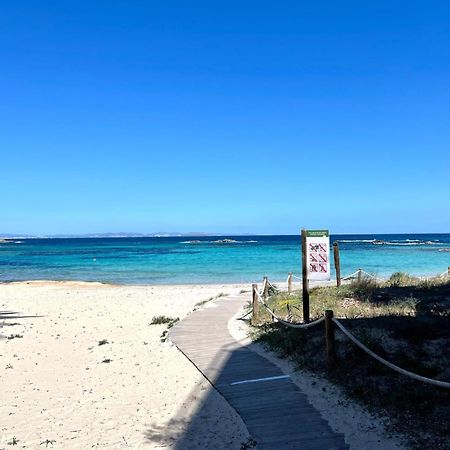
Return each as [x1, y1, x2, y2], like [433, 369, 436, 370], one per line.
[193, 292, 227, 310]
[149, 315, 179, 327]
[252, 274, 450, 449]
[149, 315, 180, 342]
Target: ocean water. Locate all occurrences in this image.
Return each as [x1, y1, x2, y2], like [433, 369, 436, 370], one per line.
[0, 234, 449, 285]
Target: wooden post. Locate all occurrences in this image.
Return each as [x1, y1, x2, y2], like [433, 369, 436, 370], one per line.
[288, 272, 293, 294]
[301, 229, 310, 323]
[325, 310, 336, 369]
[263, 276, 269, 298]
[357, 268, 362, 283]
[448, 266, 450, 277]
[333, 242, 341, 287]
[252, 284, 259, 324]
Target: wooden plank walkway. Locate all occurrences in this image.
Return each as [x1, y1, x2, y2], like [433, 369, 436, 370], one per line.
[170, 293, 349, 449]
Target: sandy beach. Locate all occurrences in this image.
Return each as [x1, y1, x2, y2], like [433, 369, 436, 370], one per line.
[0, 282, 250, 449]
[0, 280, 411, 449]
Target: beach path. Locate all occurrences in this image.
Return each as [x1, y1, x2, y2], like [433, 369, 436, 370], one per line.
[170, 292, 349, 450]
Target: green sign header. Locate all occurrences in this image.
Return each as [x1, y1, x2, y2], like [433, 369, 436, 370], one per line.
[306, 229, 329, 237]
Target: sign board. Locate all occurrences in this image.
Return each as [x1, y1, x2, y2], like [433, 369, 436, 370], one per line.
[306, 230, 330, 281]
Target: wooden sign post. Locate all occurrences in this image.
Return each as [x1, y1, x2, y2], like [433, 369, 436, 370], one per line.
[301, 229, 310, 323]
[287, 272, 293, 294]
[333, 242, 341, 287]
[263, 276, 269, 298]
[252, 283, 259, 324]
[302, 229, 330, 323]
[325, 310, 337, 369]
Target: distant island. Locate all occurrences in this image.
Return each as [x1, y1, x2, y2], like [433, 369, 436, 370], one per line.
[0, 232, 233, 239]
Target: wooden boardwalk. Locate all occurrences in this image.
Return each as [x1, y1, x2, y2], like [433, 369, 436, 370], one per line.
[170, 292, 349, 449]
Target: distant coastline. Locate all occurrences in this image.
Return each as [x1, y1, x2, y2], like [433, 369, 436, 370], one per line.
[0, 232, 228, 239]
[1, 231, 449, 240]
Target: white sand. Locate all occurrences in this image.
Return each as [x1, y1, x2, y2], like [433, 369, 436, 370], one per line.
[0, 281, 250, 449]
[1, 281, 408, 449]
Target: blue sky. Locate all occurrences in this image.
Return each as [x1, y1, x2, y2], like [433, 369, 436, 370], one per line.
[1, 1, 449, 235]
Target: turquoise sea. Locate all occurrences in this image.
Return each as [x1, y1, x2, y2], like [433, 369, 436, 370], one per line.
[0, 234, 449, 285]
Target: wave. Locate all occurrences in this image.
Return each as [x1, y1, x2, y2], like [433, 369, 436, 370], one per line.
[383, 241, 441, 246]
[338, 239, 377, 243]
[182, 239, 258, 245]
[181, 239, 238, 244]
[339, 239, 441, 246]
[384, 242, 425, 246]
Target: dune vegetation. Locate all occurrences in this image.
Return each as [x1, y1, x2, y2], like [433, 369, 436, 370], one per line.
[251, 274, 450, 449]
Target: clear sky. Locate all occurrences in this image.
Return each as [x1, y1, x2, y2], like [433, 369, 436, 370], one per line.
[1, 1, 449, 235]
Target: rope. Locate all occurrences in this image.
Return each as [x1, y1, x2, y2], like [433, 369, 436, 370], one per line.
[291, 269, 448, 282]
[254, 288, 325, 329]
[341, 270, 360, 280]
[359, 270, 385, 282]
[419, 272, 450, 281]
[249, 274, 450, 389]
[237, 308, 253, 321]
[275, 315, 325, 329]
[333, 318, 450, 389]
[342, 269, 384, 282]
[262, 278, 268, 293]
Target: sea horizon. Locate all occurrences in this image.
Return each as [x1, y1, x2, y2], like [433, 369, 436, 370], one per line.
[2, 231, 450, 239]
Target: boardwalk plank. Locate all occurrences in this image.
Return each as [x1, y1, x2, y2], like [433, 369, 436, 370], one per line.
[170, 292, 349, 450]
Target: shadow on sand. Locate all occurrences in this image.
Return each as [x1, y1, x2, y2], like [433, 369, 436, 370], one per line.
[0, 310, 44, 339]
[144, 293, 349, 450]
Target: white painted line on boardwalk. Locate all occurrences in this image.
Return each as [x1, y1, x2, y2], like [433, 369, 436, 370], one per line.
[230, 375, 290, 386]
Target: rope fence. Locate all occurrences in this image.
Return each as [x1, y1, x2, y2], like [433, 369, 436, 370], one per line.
[421, 269, 450, 281]
[291, 269, 386, 283]
[237, 308, 253, 321]
[248, 273, 450, 389]
[254, 287, 325, 329]
[287, 266, 449, 285]
[332, 318, 450, 389]
[341, 270, 360, 281]
[341, 268, 385, 282]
